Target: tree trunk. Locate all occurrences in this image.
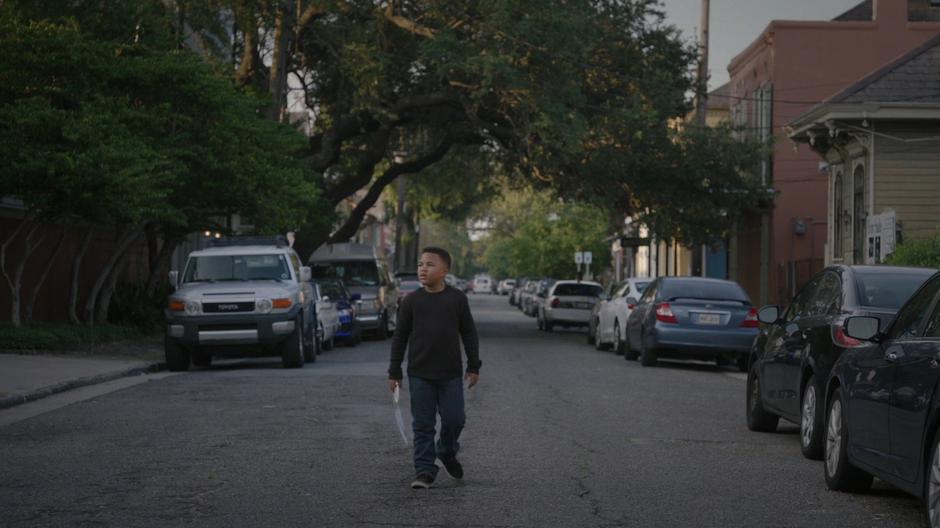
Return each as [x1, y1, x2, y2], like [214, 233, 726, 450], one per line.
[0, 217, 32, 326]
[145, 234, 180, 298]
[84, 227, 143, 326]
[1, 220, 44, 327]
[68, 225, 95, 324]
[234, 2, 262, 89]
[95, 246, 134, 324]
[268, 0, 295, 121]
[25, 223, 68, 324]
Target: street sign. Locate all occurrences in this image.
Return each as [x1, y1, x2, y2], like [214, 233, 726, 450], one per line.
[575, 252, 584, 264]
[583, 252, 593, 265]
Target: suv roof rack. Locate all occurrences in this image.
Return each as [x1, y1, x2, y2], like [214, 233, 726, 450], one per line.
[208, 235, 288, 248]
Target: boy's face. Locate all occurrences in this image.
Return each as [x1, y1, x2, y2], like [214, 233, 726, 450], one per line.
[418, 252, 448, 287]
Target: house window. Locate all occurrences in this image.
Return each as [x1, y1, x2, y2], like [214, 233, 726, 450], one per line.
[853, 165, 866, 264]
[833, 172, 843, 258]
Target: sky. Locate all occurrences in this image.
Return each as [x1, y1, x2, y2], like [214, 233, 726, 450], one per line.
[660, 0, 864, 91]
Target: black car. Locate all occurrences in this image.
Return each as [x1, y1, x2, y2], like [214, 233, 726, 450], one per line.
[747, 265, 935, 460]
[824, 272, 940, 526]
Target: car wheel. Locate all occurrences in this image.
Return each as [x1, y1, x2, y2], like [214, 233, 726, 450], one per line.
[613, 321, 625, 355]
[281, 319, 305, 368]
[925, 433, 940, 527]
[303, 323, 318, 362]
[624, 326, 639, 361]
[164, 334, 190, 372]
[594, 322, 607, 351]
[801, 376, 825, 460]
[192, 349, 212, 368]
[746, 363, 778, 432]
[824, 386, 873, 492]
[639, 333, 657, 367]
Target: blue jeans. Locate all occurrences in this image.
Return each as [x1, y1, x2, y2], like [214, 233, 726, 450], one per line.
[409, 375, 465, 478]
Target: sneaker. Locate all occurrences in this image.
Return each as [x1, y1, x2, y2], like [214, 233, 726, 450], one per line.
[439, 457, 464, 479]
[410, 473, 434, 489]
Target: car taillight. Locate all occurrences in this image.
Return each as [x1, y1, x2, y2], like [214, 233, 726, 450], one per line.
[627, 303, 637, 310]
[655, 303, 678, 324]
[741, 308, 759, 328]
[832, 325, 862, 348]
[551, 298, 561, 308]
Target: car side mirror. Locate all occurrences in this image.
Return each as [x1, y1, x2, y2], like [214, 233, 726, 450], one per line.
[844, 316, 881, 341]
[300, 266, 312, 282]
[757, 305, 780, 325]
[350, 293, 362, 301]
[168, 270, 179, 289]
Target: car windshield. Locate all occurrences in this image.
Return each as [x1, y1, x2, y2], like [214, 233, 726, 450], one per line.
[319, 281, 348, 300]
[183, 254, 291, 283]
[660, 280, 750, 303]
[554, 283, 604, 297]
[855, 270, 934, 309]
[311, 261, 379, 287]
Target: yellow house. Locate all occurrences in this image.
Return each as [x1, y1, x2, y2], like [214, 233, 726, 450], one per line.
[788, 34, 940, 265]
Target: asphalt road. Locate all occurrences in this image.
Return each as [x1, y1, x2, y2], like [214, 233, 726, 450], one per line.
[0, 295, 926, 527]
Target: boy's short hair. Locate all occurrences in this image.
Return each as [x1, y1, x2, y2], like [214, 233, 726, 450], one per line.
[421, 247, 452, 269]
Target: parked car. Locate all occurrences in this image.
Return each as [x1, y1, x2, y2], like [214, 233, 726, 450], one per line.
[473, 275, 493, 294]
[318, 278, 361, 346]
[537, 280, 603, 331]
[518, 279, 539, 314]
[165, 235, 317, 370]
[510, 277, 531, 306]
[310, 279, 341, 351]
[498, 279, 517, 295]
[820, 271, 940, 524]
[625, 277, 758, 369]
[395, 271, 422, 303]
[591, 278, 651, 354]
[746, 265, 935, 459]
[523, 278, 554, 317]
[309, 243, 398, 340]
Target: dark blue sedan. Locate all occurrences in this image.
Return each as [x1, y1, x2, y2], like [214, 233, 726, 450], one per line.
[624, 277, 759, 370]
[825, 271, 940, 526]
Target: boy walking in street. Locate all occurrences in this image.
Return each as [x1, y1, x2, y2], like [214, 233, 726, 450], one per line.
[388, 247, 481, 490]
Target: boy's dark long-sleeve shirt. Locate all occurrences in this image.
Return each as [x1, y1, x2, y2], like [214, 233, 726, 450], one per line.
[388, 285, 480, 380]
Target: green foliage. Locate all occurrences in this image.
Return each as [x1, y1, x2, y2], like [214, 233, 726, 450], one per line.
[479, 187, 611, 279]
[0, 14, 329, 237]
[886, 232, 940, 268]
[0, 322, 156, 350]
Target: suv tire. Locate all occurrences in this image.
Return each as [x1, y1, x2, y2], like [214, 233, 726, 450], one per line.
[165, 334, 190, 372]
[281, 319, 305, 368]
[192, 349, 212, 368]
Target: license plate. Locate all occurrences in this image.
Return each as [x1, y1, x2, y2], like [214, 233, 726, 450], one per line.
[697, 313, 721, 325]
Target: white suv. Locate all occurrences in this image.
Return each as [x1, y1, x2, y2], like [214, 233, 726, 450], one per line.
[165, 236, 316, 370]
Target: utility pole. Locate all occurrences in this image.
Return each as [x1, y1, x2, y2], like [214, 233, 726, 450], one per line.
[696, 0, 711, 127]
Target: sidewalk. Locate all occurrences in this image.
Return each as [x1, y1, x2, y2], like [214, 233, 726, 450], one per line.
[0, 336, 164, 409]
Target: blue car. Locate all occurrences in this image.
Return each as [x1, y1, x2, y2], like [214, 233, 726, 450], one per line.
[318, 278, 361, 346]
[625, 277, 759, 370]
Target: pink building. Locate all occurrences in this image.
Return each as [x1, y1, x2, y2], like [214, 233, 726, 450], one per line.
[727, 0, 940, 305]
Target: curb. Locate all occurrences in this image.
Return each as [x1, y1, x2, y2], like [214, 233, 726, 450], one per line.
[0, 361, 166, 410]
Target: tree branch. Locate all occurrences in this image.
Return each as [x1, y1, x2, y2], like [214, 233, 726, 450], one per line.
[328, 137, 454, 243]
[383, 4, 436, 38]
